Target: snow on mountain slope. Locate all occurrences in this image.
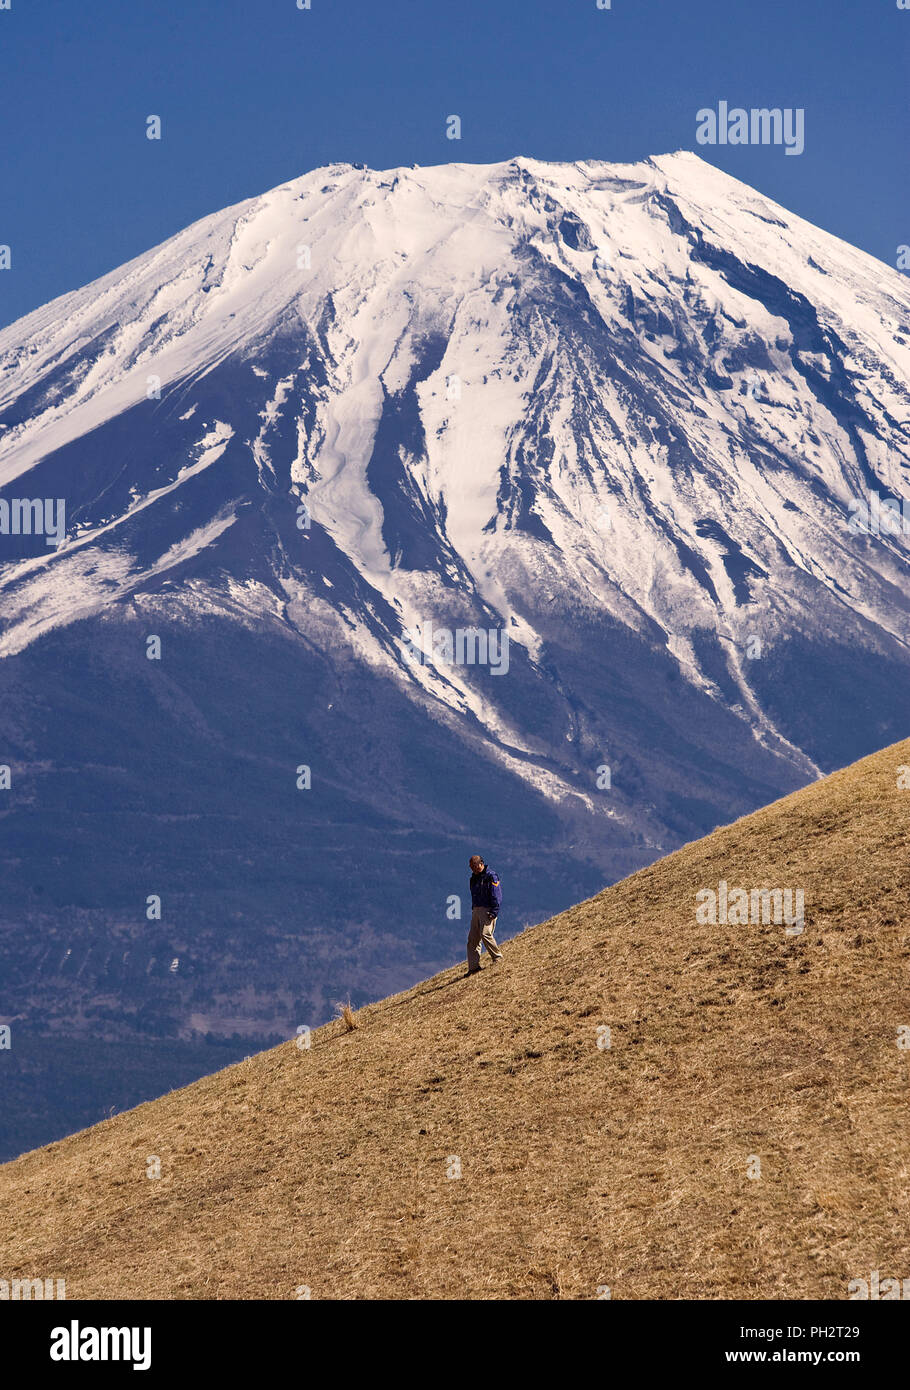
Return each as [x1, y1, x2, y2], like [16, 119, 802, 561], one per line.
[4, 152, 910, 1156]
[2, 153, 909, 789]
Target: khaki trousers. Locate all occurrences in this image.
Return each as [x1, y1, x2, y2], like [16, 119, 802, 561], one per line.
[467, 906, 503, 972]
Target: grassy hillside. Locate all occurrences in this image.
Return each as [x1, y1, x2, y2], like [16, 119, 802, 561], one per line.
[2, 738, 909, 1299]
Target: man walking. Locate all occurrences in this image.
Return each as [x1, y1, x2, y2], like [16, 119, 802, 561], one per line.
[467, 854, 504, 974]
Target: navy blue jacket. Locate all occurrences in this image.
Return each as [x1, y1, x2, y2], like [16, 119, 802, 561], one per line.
[470, 866, 502, 916]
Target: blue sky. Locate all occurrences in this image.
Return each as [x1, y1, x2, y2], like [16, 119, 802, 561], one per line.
[0, 0, 907, 328]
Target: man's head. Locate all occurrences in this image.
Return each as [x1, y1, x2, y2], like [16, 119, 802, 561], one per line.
[469, 855, 485, 873]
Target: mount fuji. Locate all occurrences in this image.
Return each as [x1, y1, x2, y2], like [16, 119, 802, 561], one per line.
[2, 151, 909, 1156]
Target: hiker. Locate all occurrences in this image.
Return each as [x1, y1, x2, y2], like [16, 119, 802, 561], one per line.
[466, 855, 503, 974]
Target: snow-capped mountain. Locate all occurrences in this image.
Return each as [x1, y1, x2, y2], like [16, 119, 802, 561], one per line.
[2, 152, 909, 1154]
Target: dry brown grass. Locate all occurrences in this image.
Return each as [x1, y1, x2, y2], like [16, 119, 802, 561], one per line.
[2, 737, 910, 1299]
[335, 1002, 359, 1033]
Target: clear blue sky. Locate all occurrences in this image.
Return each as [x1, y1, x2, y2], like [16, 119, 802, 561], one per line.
[0, 0, 907, 329]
